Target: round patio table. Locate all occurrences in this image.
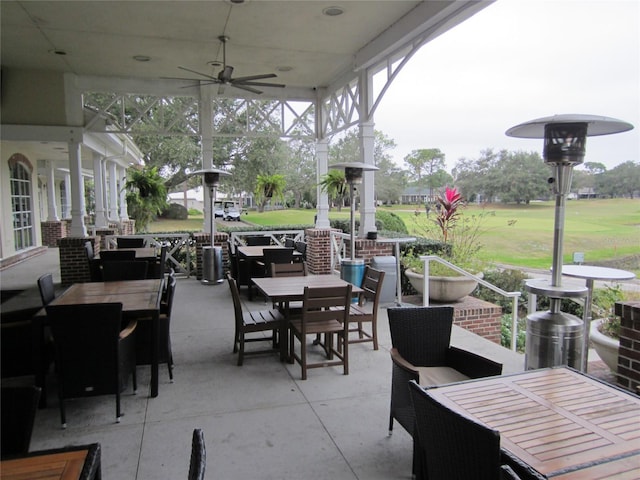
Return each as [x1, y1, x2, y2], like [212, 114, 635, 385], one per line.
[561, 265, 636, 372]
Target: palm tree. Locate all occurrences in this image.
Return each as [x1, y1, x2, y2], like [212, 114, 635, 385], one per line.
[319, 169, 347, 211]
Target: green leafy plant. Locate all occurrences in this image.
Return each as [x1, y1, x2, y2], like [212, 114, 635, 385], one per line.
[125, 166, 167, 232]
[592, 284, 626, 339]
[255, 174, 286, 212]
[319, 169, 348, 211]
[402, 186, 493, 276]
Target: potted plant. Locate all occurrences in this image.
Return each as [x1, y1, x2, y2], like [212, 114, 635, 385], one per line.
[254, 174, 286, 212]
[589, 284, 630, 373]
[402, 186, 490, 302]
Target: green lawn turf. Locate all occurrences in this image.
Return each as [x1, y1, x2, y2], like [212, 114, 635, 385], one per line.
[149, 199, 639, 274]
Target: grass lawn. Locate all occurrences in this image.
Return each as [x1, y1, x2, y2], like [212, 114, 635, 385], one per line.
[149, 199, 639, 274]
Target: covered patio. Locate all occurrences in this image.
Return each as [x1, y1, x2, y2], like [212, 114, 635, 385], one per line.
[1, 248, 528, 479]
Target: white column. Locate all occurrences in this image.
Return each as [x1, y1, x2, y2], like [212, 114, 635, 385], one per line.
[63, 172, 72, 219]
[45, 160, 59, 221]
[93, 152, 108, 227]
[68, 140, 87, 236]
[200, 85, 214, 234]
[118, 166, 129, 220]
[358, 120, 377, 235]
[315, 139, 331, 228]
[107, 161, 118, 220]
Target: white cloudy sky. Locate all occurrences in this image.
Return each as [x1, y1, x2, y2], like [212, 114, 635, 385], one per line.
[374, 0, 639, 172]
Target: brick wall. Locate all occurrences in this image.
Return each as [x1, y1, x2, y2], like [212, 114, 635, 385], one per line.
[58, 236, 98, 286]
[121, 219, 136, 235]
[452, 296, 502, 344]
[615, 300, 640, 393]
[41, 221, 66, 247]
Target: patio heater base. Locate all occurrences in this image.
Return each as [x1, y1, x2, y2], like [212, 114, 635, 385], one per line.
[525, 310, 583, 370]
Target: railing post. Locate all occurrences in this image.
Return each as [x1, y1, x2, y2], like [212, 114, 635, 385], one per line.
[511, 296, 519, 352]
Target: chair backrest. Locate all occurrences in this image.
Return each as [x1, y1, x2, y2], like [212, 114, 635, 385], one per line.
[99, 250, 136, 261]
[102, 260, 148, 281]
[262, 248, 294, 276]
[387, 306, 454, 366]
[359, 266, 385, 306]
[164, 275, 177, 317]
[116, 237, 145, 248]
[37, 272, 56, 306]
[45, 303, 123, 398]
[226, 273, 244, 330]
[148, 244, 167, 279]
[271, 261, 307, 277]
[188, 429, 206, 480]
[284, 237, 295, 248]
[295, 241, 307, 260]
[246, 235, 271, 246]
[302, 285, 352, 325]
[0, 385, 41, 458]
[409, 380, 502, 480]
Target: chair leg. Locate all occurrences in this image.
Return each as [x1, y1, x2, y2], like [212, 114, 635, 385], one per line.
[132, 365, 137, 394]
[116, 390, 121, 423]
[237, 332, 245, 366]
[388, 414, 394, 435]
[372, 319, 378, 350]
[233, 326, 239, 353]
[300, 333, 307, 380]
[59, 391, 67, 429]
[342, 332, 349, 375]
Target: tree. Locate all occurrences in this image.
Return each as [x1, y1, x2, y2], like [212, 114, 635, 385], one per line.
[125, 166, 168, 232]
[403, 148, 446, 202]
[596, 161, 640, 198]
[283, 138, 317, 208]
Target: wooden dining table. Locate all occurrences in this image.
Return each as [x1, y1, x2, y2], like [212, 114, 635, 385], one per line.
[252, 275, 363, 361]
[35, 279, 163, 400]
[236, 245, 302, 260]
[96, 247, 157, 260]
[424, 367, 640, 479]
[0, 443, 101, 480]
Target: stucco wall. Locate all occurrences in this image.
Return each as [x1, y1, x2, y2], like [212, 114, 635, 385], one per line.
[1, 68, 68, 125]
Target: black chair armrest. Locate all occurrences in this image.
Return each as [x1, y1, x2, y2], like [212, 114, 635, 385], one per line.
[446, 346, 503, 378]
[390, 348, 420, 376]
[390, 348, 420, 434]
[501, 449, 546, 480]
[119, 320, 137, 340]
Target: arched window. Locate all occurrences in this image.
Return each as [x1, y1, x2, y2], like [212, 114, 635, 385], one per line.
[9, 156, 35, 250]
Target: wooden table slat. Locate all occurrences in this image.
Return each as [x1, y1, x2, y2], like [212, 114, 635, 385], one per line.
[1, 450, 87, 480]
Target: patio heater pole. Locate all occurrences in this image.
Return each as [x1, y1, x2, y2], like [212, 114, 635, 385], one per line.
[328, 162, 379, 284]
[190, 168, 231, 284]
[507, 114, 633, 370]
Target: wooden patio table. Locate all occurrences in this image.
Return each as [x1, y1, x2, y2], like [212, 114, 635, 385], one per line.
[236, 245, 302, 260]
[36, 279, 163, 400]
[0, 443, 101, 480]
[424, 367, 640, 479]
[252, 275, 363, 361]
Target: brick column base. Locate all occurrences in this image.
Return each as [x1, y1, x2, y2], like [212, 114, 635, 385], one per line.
[58, 236, 99, 286]
[616, 300, 640, 393]
[193, 232, 229, 280]
[305, 228, 338, 274]
[41, 221, 66, 247]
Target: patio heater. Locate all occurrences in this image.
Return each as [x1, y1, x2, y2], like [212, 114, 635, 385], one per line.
[506, 114, 633, 369]
[328, 162, 379, 286]
[190, 168, 231, 284]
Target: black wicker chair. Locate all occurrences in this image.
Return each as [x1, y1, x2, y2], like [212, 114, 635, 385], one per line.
[99, 250, 136, 261]
[0, 385, 41, 458]
[85, 241, 102, 281]
[188, 429, 206, 480]
[135, 274, 176, 380]
[409, 380, 523, 480]
[261, 247, 294, 277]
[45, 303, 137, 428]
[246, 235, 271, 246]
[387, 307, 503, 477]
[102, 260, 148, 281]
[37, 273, 56, 305]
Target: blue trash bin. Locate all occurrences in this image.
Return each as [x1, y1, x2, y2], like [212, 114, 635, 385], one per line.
[341, 259, 365, 288]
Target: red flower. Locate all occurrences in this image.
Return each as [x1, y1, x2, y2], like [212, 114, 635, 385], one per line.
[435, 186, 464, 243]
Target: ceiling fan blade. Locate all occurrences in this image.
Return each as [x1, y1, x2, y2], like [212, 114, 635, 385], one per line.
[178, 66, 218, 81]
[231, 73, 277, 83]
[218, 83, 226, 95]
[235, 81, 286, 88]
[230, 83, 263, 95]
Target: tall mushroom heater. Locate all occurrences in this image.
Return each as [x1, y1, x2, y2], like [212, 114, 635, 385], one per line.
[191, 168, 231, 284]
[329, 162, 379, 287]
[506, 114, 633, 369]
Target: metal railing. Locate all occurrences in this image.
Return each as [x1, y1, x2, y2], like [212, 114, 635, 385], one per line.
[105, 233, 192, 277]
[229, 230, 305, 252]
[419, 255, 522, 351]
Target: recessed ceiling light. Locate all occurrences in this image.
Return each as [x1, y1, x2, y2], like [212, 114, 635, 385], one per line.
[133, 55, 151, 62]
[276, 66, 293, 72]
[323, 6, 344, 16]
[48, 49, 67, 56]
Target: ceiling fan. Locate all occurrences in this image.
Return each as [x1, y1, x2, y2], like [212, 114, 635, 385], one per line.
[169, 36, 285, 94]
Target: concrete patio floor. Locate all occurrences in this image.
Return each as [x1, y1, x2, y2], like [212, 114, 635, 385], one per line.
[0, 247, 561, 479]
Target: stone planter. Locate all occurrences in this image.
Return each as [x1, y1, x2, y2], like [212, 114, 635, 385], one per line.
[405, 269, 482, 303]
[590, 318, 619, 373]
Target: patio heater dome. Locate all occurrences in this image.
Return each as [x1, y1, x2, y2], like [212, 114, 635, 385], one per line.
[506, 114, 633, 371]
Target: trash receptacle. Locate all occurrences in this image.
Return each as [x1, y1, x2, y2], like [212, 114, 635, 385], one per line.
[371, 256, 396, 303]
[341, 259, 365, 288]
[202, 246, 223, 284]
